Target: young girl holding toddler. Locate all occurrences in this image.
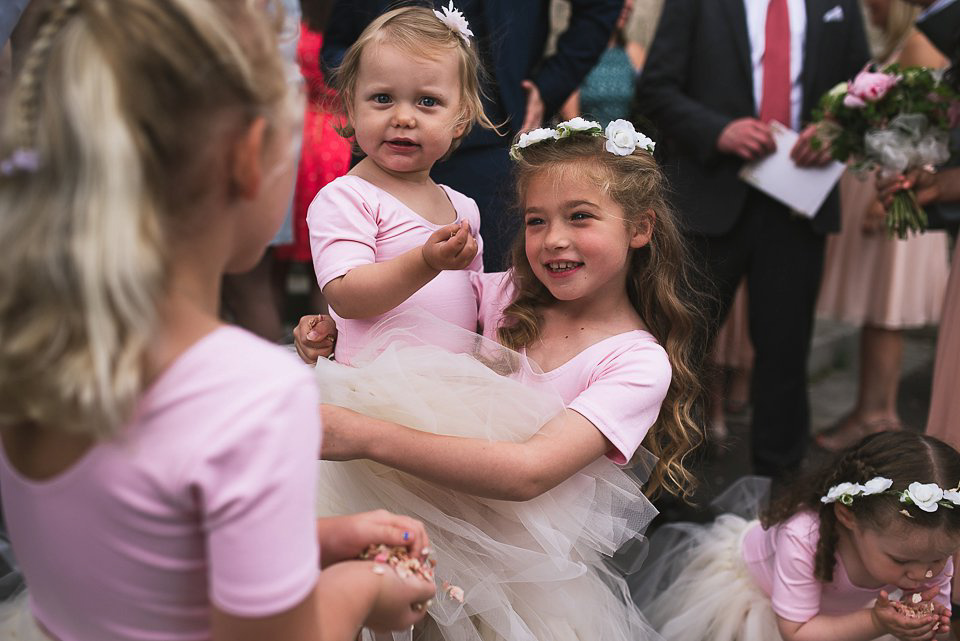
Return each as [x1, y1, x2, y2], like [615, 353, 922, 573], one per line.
[295, 4, 495, 365]
[304, 103, 706, 636]
[634, 431, 960, 641]
[0, 1, 436, 639]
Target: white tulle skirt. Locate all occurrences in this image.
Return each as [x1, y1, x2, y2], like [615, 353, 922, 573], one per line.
[314, 312, 661, 641]
[631, 514, 781, 641]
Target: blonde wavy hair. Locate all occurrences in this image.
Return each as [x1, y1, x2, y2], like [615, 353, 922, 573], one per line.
[0, 0, 289, 439]
[876, 0, 919, 63]
[501, 136, 707, 501]
[330, 5, 497, 154]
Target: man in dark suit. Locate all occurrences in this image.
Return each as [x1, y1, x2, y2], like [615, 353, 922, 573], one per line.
[322, 0, 622, 270]
[636, 0, 869, 477]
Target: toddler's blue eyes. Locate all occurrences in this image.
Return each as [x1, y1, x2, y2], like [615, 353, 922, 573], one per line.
[420, 97, 438, 107]
[373, 94, 390, 104]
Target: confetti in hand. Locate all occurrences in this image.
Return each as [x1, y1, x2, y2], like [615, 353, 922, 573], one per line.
[360, 544, 465, 604]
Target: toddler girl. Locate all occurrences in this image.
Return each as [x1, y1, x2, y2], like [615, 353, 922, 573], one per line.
[0, 1, 434, 639]
[296, 4, 496, 365]
[312, 118, 706, 640]
[634, 431, 960, 641]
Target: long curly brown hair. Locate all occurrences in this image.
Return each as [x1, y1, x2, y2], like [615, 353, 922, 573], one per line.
[762, 431, 960, 582]
[499, 135, 708, 502]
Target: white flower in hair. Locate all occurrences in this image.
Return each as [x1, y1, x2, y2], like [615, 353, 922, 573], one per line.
[821, 482, 864, 505]
[604, 119, 656, 156]
[903, 482, 944, 512]
[860, 477, 893, 496]
[944, 489, 960, 507]
[434, 2, 474, 46]
[555, 117, 602, 138]
[510, 127, 559, 159]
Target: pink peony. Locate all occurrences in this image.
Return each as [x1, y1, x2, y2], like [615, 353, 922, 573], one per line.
[843, 70, 899, 108]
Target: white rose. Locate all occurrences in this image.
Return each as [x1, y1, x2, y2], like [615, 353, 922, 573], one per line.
[905, 482, 944, 512]
[821, 482, 863, 504]
[515, 127, 558, 149]
[860, 477, 893, 496]
[827, 81, 848, 98]
[604, 119, 641, 156]
[943, 489, 960, 507]
[559, 117, 601, 133]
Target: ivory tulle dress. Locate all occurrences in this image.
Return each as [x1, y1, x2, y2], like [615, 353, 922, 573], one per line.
[313, 312, 662, 641]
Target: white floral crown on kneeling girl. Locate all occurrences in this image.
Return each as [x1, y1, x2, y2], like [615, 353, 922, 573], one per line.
[509, 118, 656, 161]
[821, 477, 960, 514]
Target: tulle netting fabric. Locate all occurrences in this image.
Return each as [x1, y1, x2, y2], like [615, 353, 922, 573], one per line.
[630, 477, 779, 641]
[314, 312, 662, 641]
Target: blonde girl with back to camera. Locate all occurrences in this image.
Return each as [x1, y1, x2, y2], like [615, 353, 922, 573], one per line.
[0, 1, 438, 640]
[310, 117, 706, 640]
[293, 4, 498, 366]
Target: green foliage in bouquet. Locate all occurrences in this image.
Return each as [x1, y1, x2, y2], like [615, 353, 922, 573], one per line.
[810, 64, 959, 238]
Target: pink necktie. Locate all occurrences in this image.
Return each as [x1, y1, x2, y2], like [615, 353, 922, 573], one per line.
[760, 0, 791, 127]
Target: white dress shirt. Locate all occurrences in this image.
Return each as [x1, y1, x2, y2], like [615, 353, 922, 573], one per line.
[744, 0, 808, 131]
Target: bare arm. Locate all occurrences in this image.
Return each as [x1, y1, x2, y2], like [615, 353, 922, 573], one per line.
[323, 221, 477, 320]
[320, 405, 611, 501]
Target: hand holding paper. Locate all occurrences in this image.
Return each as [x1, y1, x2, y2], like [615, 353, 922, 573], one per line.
[738, 121, 846, 218]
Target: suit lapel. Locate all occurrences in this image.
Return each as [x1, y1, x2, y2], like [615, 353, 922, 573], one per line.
[801, 0, 825, 114]
[721, 0, 753, 84]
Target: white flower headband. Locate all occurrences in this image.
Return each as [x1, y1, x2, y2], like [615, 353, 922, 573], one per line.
[821, 477, 960, 514]
[434, 2, 474, 46]
[509, 118, 656, 161]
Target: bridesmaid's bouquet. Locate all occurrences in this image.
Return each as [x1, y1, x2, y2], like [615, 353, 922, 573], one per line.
[812, 64, 959, 238]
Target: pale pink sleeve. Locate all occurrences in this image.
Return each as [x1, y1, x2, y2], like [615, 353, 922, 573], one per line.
[770, 514, 823, 623]
[307, 180, 379, 290]
[189, 368, 321, 617]
[567, 340, 671, 464]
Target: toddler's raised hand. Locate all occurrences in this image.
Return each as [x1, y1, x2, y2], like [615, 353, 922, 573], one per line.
[422, 221, 478, 272]
[873, 587, 944, 641]
[293, 314, 337, 364]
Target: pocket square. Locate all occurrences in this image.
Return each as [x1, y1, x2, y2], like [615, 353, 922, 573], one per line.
[823, 5, 844, 21]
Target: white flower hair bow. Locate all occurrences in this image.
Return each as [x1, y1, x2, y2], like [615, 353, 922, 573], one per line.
[434, 2, 474, 46]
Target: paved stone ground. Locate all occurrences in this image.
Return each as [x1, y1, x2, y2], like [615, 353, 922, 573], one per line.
[653, 322, 939, 526]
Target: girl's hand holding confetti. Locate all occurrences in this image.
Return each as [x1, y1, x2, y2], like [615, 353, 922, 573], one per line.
[873, 586, 946, 640]
[317, 510, 432, 567]
[421, 220, 478, 271]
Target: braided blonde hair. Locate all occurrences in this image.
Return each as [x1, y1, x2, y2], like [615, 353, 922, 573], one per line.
[0, 0, 288, 438]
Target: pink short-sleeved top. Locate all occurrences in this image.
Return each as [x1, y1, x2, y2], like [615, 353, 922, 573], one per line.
[307, 175, 484, 365]
[0, 327, 321, 641]
[471, 271, 671, 464]
[742, 512, 953, 623]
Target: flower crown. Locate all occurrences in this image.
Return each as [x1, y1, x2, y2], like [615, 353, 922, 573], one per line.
[434, 2, 473, 46]
[821, 477, 960, 514]
[509, 118, 656, 161]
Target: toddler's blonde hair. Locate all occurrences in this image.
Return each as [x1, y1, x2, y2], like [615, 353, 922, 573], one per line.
[331, 5, 497, 151]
